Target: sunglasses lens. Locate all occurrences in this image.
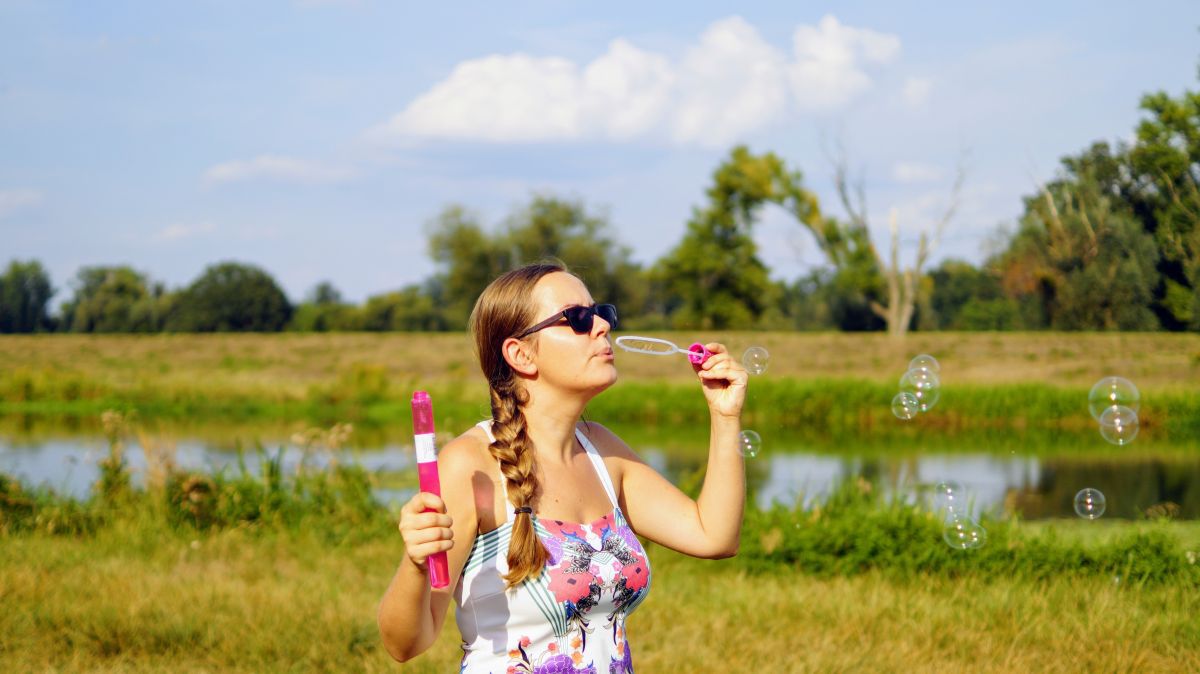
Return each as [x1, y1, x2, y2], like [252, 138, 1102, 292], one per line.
[563, 305, 617, 333]
[565, 306, 594, 332]
[598, 304, 617, 329]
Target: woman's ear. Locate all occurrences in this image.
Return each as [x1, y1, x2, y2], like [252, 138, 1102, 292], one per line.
[502, 337, 538, 377]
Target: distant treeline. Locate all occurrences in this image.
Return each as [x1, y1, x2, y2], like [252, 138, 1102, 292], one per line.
[2, 80, 1198, 334]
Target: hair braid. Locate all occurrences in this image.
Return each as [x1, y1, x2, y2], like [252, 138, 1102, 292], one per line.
[488, 383, 548, 586]
[469, 262, 566, 588]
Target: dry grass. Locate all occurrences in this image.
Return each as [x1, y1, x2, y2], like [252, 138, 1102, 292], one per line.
[1, 528, 1196, 673]
[1, 332, 1197, 399]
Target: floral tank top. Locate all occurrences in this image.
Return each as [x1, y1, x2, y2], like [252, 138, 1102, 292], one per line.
[455, 421, 652, 674]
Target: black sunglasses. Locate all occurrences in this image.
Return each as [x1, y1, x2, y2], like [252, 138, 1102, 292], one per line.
[516, 304, 617, 338]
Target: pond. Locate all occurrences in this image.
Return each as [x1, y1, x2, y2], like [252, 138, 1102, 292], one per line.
[2, 419, 1197, 520]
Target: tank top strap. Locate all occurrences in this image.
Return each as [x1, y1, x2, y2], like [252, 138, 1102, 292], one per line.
[574, 427, 619, 510]
[475, 420, 512, 524]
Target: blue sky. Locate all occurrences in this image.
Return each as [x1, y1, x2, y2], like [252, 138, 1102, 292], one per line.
[2, 1, 1197, 304]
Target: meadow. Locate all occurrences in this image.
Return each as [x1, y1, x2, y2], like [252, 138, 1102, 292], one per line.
[2, 332, 1200, 672]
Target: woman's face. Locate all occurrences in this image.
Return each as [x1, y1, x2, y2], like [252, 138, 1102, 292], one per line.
[524, 272, 617, 394]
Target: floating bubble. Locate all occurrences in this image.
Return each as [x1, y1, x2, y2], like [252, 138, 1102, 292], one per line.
[932, 480, 968, 515]
[899, 368, 941, 413]
[1098, 405, 1139, 446]
[942, 516, 987, 550]
[742, 346, 770, 375]
[891, 392, 919, 420]
[1088, 376, 1140, 421]
[737, 430, 762, 458]
[909, 354, 940, 373]
[1074, 488, 1106, 520]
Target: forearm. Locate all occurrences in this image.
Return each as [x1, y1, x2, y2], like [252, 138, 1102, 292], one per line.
[694, 414, 746, 556]
[377, 555, 439, 662]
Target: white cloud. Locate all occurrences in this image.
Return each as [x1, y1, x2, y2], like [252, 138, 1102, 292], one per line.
[203, 155, 355, 185]
[0, 189, 43, 219]
[375, 14, 901, 147]
[892, 161, 943, 184]
[670, 17, 788, 145]
[788, 15, 901, 110]
[903, 77, 932, 107]
[154, 221, 216, 241]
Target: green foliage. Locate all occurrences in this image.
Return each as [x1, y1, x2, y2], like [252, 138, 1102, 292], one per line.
[59, 265, 171, 333]
[358, 284, 446, 331]
[0, 474, 99, 535]
[653, 147, 808, 328]
[289, 281, 358, 332]
[0, 259, 55, 333]
[1129, 87, 1200, 329]
[427, 196, 646, 329]
[929, 259, 1018, 330]
[992, 143, 1161, 330]
[739, 479, 1199, 584]
[166, 261, 292, 332]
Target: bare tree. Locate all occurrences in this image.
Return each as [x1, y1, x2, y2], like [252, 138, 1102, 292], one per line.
[830, 145, 966, 338]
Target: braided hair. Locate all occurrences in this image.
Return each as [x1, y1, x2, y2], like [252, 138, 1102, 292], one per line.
[468, 262, 565, 586]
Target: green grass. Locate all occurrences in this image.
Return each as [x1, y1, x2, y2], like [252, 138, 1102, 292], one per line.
[3, 332, 1199, 429]
[2, 511, 1197, 672]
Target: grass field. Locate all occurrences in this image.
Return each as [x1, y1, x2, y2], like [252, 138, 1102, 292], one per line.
[3, 332, 1200, 440]
[3, 332, 1199, 672]
[2, 523, 1197, 673]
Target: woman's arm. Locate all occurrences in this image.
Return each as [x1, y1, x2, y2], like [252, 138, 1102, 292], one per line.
[609, 342, 748, 558]
[377, 434, 483, 662]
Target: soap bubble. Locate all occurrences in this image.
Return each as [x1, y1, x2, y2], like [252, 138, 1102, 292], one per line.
[737, 430, 762, 458]
[909, 354, 940, 373]
[942, 516, 987, 550]
[932, 480, 968, 515]
[1098, 405, 1139, 446]
[1088, 376, 1140, 420]
[1074, 488, 1106, 520]
[742, 347, 770, 375]
[891, 392, 919, 420]
[899, 368, 941, 412]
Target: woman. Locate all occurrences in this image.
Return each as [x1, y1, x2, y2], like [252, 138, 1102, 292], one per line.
[378, 262, 747, 672]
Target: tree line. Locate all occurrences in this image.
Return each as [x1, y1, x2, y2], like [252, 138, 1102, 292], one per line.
[2, 79, 1198, 335]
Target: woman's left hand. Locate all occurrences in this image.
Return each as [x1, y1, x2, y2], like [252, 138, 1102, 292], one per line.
[692, 342, 748, 420]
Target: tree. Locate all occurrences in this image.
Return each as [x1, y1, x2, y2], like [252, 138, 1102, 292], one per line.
[829, 145, 965, 337]
[928, 259, 1018, 330]
[358, 284, 446, 331]
[0, 259, 54, 333]
[427, 206, 510, 328]
[652, 147, 826, 329]
[427, 196, 645, 329]
[290, 281, 354, 332]
[1128, 85, 1200, 329]
[991, 148, 1160, 331]
[60, 266, 168, 333]
[167, 262, 292, 332]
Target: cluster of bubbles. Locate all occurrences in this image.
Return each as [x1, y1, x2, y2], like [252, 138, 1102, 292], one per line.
[738, 347, 769, 458]
[892, 354, 941, 420]
[1088, 376, 1140, 446]
[1074, 487, 1106, 520]
[934, 481, 987, 550]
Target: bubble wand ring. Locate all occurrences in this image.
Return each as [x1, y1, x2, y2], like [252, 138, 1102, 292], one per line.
[615, 335, 712, 365]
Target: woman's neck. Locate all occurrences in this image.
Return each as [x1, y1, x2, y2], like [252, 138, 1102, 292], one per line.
[521, 388, 589, 465]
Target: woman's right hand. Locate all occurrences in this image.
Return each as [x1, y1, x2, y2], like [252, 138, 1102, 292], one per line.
[398, 492, 455, 570]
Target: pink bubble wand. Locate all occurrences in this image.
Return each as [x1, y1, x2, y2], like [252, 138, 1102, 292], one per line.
[614, 336, 712, 365]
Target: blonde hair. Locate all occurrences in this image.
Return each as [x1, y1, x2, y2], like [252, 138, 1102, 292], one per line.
[468, 262, 564, 587]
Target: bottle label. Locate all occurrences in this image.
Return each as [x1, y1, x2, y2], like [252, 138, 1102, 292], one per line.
[414, 433, 437, 463]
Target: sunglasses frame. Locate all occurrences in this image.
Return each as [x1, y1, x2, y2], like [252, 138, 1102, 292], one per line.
[516, 303, 617, 339]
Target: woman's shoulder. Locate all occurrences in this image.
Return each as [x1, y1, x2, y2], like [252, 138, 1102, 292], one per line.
[437, 424, 494, 476]
[575, 421, 638, 460]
